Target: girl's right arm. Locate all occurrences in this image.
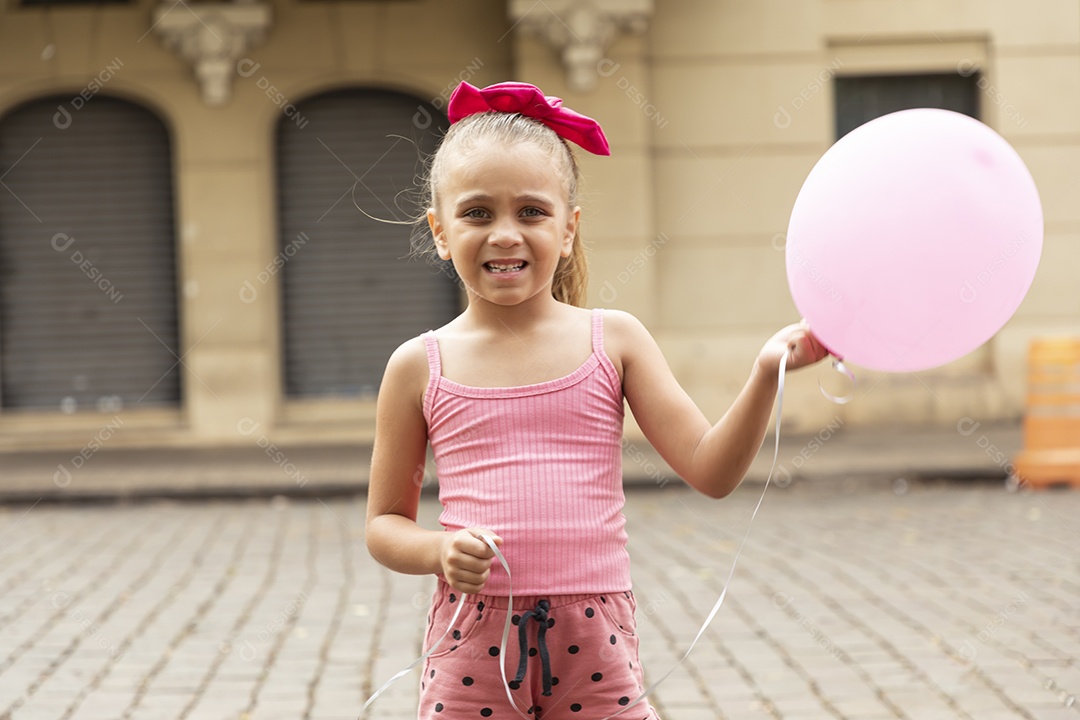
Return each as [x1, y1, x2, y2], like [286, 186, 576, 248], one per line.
[365, 338, 500, 594]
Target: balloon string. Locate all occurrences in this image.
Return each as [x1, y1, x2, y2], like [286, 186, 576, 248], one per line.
[587, 351, 790, 719]
[819, 357, 856, 404]
[361, 352, 800, 718]
[357, 582, 467, 718]
[487, 540, 534, 720]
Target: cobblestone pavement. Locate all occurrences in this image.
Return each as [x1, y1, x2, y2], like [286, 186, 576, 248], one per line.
[0, 480, 1077, 720]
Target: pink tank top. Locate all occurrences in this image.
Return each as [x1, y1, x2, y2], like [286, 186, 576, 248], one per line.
[422, 308, 631, 596]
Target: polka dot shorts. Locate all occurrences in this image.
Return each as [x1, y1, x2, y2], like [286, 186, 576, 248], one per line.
[418, 581, 661, 720]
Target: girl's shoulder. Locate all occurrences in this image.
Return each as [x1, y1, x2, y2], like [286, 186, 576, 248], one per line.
[600, 307, 653, 348]
[599, 308, 656, 380]
[381, 334, 432, 409]
[600, 307, 647, 334]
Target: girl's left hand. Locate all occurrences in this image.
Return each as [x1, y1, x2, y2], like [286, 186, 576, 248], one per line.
[757, 320, 830, 374]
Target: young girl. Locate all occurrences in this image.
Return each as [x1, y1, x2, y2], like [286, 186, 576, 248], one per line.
[366, 81, 828, 720]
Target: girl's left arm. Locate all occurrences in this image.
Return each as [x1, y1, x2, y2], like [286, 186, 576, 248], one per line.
[609, 311, 827, 498]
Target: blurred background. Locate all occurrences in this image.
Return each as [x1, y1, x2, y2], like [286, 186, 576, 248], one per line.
[0, 0, 1076, 471]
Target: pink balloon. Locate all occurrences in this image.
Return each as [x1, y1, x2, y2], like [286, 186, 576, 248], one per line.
[786, 109, 1043, 373]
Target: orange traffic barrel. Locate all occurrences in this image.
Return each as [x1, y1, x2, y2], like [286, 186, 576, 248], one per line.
[1012, 338, 1080, 489]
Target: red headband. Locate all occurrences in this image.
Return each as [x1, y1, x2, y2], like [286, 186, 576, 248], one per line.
[446, 81, 611, 156]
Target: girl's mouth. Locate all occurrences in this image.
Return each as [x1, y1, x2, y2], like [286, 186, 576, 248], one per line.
[484, 261, 528, 274]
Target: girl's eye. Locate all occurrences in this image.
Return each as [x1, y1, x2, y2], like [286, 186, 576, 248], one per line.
[521, 207, 546, 218]
[463, 208, 489, 219]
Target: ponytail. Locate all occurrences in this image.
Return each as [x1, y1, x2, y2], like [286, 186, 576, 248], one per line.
[552, 227, 588, 307]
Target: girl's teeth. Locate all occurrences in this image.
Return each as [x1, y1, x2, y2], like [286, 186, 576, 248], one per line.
[487, 263, 524, 273]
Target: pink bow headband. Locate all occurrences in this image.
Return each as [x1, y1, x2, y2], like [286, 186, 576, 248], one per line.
[446, 81, 611, 156]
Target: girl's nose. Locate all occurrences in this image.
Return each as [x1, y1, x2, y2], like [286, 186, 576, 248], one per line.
[488, 218, 523, 247]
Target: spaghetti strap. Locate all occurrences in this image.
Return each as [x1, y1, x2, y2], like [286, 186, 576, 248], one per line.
[422, 331, 442, 421]
[591, 307, 604, 352]
[423, 331, 442, 377]
[591, 307, 621, 389]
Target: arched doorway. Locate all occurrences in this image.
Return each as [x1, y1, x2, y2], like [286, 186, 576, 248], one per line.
[276, 88, 457, 398]
[0, 94, 180, 411]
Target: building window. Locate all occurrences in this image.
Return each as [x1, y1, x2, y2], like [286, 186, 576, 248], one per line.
[834, 72, 980, 138]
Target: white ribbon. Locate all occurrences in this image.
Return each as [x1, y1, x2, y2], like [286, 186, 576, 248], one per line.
[819, 357, 856, 404]
[487, 539, 534, 719]
[357, 584, 467, 718]
[586, 352, 789, 718]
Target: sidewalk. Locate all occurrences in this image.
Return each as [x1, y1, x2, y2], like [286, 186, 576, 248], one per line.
[0, 422, 1024, 503]
[0, 481, 1076, 719]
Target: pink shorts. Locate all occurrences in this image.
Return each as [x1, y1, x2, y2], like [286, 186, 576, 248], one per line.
[419, 581, 661, 720]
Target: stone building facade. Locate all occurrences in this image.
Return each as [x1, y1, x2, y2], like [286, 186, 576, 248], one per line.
[0, 0, 1075, 453]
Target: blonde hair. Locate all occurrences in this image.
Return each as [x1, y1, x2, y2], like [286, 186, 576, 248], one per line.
[425, 112, 588, 307]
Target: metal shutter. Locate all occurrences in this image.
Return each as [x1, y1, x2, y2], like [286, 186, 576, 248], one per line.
[276, 89, 457, 398]
[0, 95, 180, 411]
[835, 73, 979, 139]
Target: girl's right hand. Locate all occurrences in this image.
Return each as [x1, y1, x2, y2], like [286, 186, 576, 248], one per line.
[439, 528, 502, 595]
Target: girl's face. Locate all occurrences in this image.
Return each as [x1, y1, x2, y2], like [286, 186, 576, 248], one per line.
[428, 140, 579, 309]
